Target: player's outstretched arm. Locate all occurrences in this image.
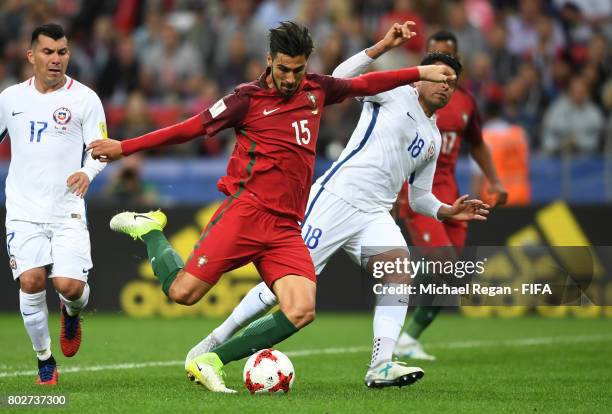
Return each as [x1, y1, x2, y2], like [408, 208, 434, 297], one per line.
[332, 21, 416, 79]
[88, 114, 206, 162]
[437, 195, 490, 221]
[343, 65, 456, 99]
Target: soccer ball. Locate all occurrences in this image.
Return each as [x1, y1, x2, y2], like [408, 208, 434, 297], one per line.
[243, 349, 295, 394]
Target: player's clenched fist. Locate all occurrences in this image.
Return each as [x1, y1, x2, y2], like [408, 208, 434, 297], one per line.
[87, 139, 123, 162]
[66, 171, 90, 198]
[417, 64, 457, 84]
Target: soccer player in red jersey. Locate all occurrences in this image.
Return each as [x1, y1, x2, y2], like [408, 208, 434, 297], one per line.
[88, 22, 457, 392]
[394, 31, 508, 360]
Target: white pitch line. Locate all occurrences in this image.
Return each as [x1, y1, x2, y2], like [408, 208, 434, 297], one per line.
[1, 334, 610, 378]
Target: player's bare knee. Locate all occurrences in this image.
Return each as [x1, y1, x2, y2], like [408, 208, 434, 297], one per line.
[52, 279, 84, 300]
[18, 270, 47, 293]
[57, 284, 83, 300]
[19, 276, 46, 294]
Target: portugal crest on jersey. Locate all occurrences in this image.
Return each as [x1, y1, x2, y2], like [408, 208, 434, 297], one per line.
[53, 107, 72, 125]
[306, 92, 318, 114]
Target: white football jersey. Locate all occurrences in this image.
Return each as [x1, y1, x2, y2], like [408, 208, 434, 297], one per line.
[316, 85, 441, 213]
[0, 76, 107, 223]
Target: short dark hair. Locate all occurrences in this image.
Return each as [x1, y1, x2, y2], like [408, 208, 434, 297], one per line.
[31, 23, 66, 46]
[269, 21, 314, 58]
[420, 52, 462, 77]
[428, 30, 458, 53]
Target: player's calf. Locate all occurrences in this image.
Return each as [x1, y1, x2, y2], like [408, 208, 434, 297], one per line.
[167, 270, 212, 306]
[274, 275, 316, 329]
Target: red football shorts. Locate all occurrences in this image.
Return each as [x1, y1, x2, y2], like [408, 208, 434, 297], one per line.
[184, 197, 316, 287]
[404, 214, 467, 248]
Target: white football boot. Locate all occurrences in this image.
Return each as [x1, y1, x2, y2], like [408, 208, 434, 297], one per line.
[364, 361, 424, 388]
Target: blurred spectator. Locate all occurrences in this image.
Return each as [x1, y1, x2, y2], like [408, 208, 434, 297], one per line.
[0, 58, 17, 91]
[90, 15, 115, 78]
[464, 53, 503, 115]
[516, 61, 548, 138]
[104, 154, 160, 207]
[186, 4, 218, 76]
[416, 0, 447, 28]
[486, 24, 519, 85]
[0, 0, 26, 48]
[140, 21, 203, 101]
[133, 8, 164, 62]
[216, 32, 252, 92]
[602, 79, 612, 154]
[558, 1, 594, 64]
[214, 0, 267, 76]
[550, 56, 573, 97]
[530, 15, 563, 92]
[554, 0, 612, 37]
[506, 0, 565, 59]
[97, 34, 140, 104]
[317, 29, 346, 75]
[297, 0, 334, 73]
[446, 0, 487, 64]
[117, 91, 153, 139]
[472, 101, 531, 206]
[580, 33, 612, 108]
[255, 0, 299, 29]
[542, 75, 605, 154]
[463, 0, 495, 32]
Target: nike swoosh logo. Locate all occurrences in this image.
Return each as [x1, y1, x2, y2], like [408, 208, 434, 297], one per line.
[82, 268, 89, 274]
[12, 111, 24, 116]
[263, 108, 280, 116]
[134, 214, 154, 221]
[406, 112, 416, 121]
[22, 311, 40, 316]
[258, 292, 266, 305]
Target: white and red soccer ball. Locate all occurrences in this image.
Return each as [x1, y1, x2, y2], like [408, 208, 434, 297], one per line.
[243, 349, 295, 394]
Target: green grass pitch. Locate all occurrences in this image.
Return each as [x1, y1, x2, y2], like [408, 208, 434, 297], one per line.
[1, 313, 611, 413]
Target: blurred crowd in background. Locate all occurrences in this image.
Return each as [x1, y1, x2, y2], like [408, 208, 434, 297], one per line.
[0, 0, 611, 176]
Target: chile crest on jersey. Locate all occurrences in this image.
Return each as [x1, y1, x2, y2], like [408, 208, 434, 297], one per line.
[52, 107, 72, 133]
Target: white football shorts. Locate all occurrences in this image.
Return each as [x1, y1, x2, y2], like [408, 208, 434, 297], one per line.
[5, 219, 92, 281]
[301, 185, 408, 275]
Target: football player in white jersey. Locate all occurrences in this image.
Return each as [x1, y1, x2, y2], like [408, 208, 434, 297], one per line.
[187, 23, 489, 388]
[0, 24, 106, 385]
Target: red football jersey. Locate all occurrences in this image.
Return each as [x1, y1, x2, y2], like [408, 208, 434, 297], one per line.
[431, 86, 482, 203]
[399, 86, 483, 217]
[201, 71, 352, 222]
